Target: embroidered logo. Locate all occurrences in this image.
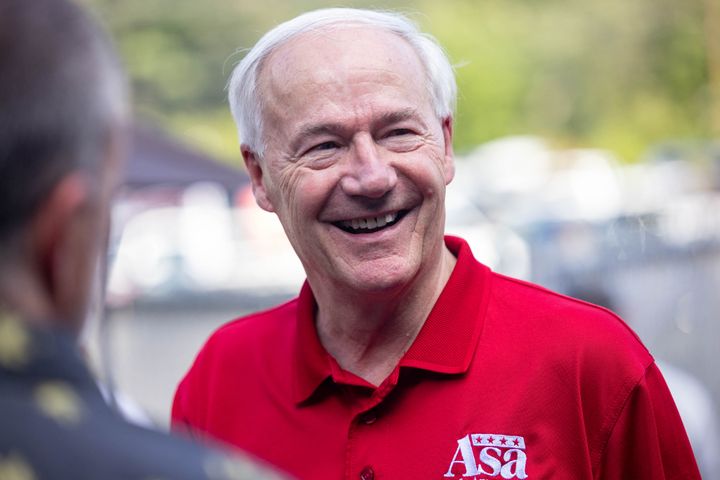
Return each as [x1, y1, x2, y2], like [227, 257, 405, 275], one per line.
[444, 433, 528, 479]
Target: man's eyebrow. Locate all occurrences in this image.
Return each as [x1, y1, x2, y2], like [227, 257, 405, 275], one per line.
[298, 123, 341, 140]
[374, 108, 422, 128]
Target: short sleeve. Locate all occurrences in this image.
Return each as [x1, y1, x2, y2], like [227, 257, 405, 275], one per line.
[171, 376, 192, 432]
[597, 362, 701, 479]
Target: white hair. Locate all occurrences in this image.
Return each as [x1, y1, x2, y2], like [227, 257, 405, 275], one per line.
[227, 8, 457, 155]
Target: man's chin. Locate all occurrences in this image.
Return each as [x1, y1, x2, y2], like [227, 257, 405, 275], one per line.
[332, 259, 418, 296]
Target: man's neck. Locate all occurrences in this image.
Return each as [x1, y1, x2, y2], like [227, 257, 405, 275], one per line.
[0, 266, 54, 328]
[312, 245, 457, 386]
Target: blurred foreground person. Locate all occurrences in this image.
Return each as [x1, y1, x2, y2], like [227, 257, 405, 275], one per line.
[0, 1, 284, 478]
[173, 8, 700, 480]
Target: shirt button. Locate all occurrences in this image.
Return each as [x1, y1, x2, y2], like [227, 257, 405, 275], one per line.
[360, 466, 374, 480]
[360, 410, 377, 425]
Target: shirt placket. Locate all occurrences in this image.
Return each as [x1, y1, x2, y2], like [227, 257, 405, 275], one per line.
[344, 368, 400, 480]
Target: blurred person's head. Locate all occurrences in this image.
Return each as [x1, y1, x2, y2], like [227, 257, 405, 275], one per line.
[0, 0, 128, 332]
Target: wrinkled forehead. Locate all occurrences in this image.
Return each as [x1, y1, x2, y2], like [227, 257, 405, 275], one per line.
[257, 25, 430, 114]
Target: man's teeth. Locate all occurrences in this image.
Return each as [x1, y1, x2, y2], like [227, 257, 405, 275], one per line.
[343, 213, 398, 231]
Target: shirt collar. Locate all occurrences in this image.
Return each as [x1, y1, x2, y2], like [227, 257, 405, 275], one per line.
[292, 235, 492, 404]
[399, 235, 491, 373]
[292, 282, 332, 403]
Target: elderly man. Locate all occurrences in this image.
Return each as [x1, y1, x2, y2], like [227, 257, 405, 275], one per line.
[173, 8, 700, 479]
[0, 1, 283, 478]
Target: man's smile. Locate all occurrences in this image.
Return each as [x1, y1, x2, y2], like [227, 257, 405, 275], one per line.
[332, 209, 409, 234]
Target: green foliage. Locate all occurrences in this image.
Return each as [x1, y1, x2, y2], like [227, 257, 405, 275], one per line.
[85, 0, 713, 163]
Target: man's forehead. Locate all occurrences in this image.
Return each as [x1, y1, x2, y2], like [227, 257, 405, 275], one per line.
[259, 25, 424, 94]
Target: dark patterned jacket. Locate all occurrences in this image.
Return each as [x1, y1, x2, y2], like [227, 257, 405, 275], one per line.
[0, 312, 285, 480]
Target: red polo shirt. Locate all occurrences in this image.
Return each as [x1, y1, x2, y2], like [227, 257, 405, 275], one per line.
[173, 236, 699, 479]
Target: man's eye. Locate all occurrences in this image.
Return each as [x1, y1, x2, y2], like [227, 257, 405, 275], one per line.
[379, 127, 423, 152]
[311, 141, 339, 152]
[387, 128, 413, 137]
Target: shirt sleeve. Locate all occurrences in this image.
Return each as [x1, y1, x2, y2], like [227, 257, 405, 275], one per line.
[172, 374, 206, 439]
[597, 362, 701, 479]
[171, 377, 189, 430]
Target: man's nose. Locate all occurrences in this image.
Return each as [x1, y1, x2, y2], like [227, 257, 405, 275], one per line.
[340, 134, 397, 198]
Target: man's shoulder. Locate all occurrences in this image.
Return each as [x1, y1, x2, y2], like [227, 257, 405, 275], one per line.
[488, 271, 652, 364]
[184, 296, 300, 377]
[172, 297, 302, 431]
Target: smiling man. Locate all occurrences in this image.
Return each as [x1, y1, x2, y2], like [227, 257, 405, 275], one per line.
[172, 8, 700, 479]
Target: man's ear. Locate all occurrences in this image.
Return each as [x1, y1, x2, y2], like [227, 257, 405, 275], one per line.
[32, 173, 89, 265]
[31, 173, 97, 327]
[441, 116, 455, 185]
[241, 145, 275, 212]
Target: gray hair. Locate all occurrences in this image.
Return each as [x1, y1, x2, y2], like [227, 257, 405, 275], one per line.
[0, 0, 127, 242]
[227, 8, 456, 155]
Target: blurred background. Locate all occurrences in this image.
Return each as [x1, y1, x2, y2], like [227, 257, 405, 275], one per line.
[80, 0, 720, 473]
